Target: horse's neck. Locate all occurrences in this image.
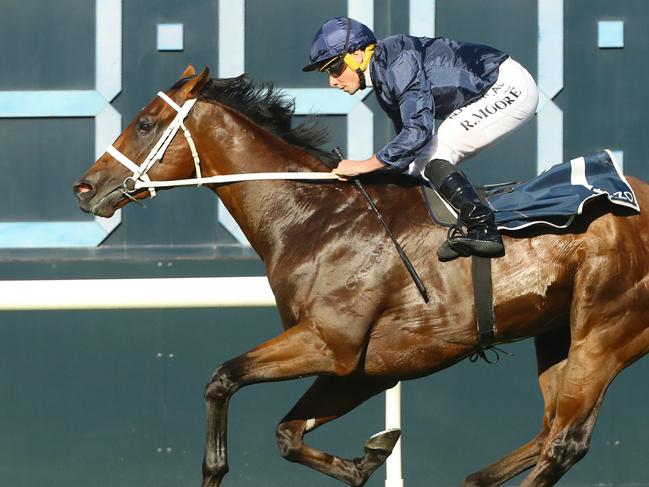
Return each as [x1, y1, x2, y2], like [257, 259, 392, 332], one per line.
[196, 107, 333, 257]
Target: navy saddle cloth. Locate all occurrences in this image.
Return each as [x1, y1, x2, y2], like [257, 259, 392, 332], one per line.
[424, 150, 640, 231]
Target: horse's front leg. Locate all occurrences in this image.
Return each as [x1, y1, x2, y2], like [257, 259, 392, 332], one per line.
[201, 320, 368, 487]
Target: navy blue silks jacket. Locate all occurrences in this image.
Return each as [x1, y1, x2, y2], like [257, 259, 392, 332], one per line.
[370, 35, 509, 170]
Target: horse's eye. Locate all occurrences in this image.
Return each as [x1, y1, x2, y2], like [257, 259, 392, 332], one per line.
[137, 120, 154, 134]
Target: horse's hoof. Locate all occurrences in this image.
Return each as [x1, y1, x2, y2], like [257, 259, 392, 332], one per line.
[364, 428, 401, 453]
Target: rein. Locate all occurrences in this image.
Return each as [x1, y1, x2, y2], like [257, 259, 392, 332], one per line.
[105, 92, 339, 195]
[132, 171, 340, 189]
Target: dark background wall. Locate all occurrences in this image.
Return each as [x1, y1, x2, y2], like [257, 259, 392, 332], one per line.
[1, 1, 648, 486]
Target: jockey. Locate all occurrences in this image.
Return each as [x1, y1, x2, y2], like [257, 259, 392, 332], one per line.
[303, 17, 539, 261]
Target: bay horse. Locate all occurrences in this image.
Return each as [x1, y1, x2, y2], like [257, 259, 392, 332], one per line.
[73, 65, 649, 487]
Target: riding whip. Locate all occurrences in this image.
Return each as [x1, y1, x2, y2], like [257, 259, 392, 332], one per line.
[331, 147, 429, 303]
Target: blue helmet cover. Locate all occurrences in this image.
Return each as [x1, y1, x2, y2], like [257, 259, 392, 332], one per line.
[303, 17, 376, 71]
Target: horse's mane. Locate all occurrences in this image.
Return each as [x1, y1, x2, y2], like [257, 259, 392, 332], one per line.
[177, 75, 338, 167]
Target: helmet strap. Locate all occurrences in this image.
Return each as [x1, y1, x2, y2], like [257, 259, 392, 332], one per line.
[356, 69, 367, 90]
[343, 44, 375, 90]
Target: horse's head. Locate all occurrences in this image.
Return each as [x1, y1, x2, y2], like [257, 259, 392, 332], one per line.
[73, 65, 210, 217]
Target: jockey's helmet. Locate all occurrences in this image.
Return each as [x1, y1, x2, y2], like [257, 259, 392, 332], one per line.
[302, 17, 376, 72]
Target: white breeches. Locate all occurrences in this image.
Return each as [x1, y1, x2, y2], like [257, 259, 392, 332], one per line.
[407, 57, 539, 179]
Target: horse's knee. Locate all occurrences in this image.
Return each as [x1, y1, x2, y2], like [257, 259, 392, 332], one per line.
[329, 345, 366, 376]
[204, 365, 238, 400]
[333, 358, 361, 376]
[276, 421, 303, 462]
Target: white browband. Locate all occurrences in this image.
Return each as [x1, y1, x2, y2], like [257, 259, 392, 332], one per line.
[105, 92, 339, 198]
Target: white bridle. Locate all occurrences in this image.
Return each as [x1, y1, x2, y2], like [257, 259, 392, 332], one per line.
[104, 91, 338, 198]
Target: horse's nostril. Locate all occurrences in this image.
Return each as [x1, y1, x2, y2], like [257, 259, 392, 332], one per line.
[74, 181, 95, 199]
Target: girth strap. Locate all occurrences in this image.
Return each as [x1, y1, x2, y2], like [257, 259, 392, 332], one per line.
[472, 256, 495, 346]
[469, 187, 501, 363]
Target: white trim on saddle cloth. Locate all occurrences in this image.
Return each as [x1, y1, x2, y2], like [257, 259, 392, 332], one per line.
[489, 149, 640, 231]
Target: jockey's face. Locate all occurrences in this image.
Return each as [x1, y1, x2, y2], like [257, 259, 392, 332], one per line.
[328, 50, 364, 95]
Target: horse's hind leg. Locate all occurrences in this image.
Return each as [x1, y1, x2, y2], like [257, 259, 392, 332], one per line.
[276, 375, 400, 487]
[520, 264, 649, 486]
[518, 341, 619, 487]
[461, 324, 570, 487]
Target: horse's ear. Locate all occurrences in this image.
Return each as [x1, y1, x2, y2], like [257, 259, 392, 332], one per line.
[179, 66, 210, 98]
[180, 64, 196, 78]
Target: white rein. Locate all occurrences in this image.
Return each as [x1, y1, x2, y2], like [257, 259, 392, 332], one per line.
[105, 91, 340, 197]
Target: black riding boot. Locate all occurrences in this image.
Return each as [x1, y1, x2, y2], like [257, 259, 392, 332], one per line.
[424, 159, 504, 261]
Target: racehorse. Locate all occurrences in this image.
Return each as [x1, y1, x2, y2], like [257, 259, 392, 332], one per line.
[74, 65, 649, 487]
